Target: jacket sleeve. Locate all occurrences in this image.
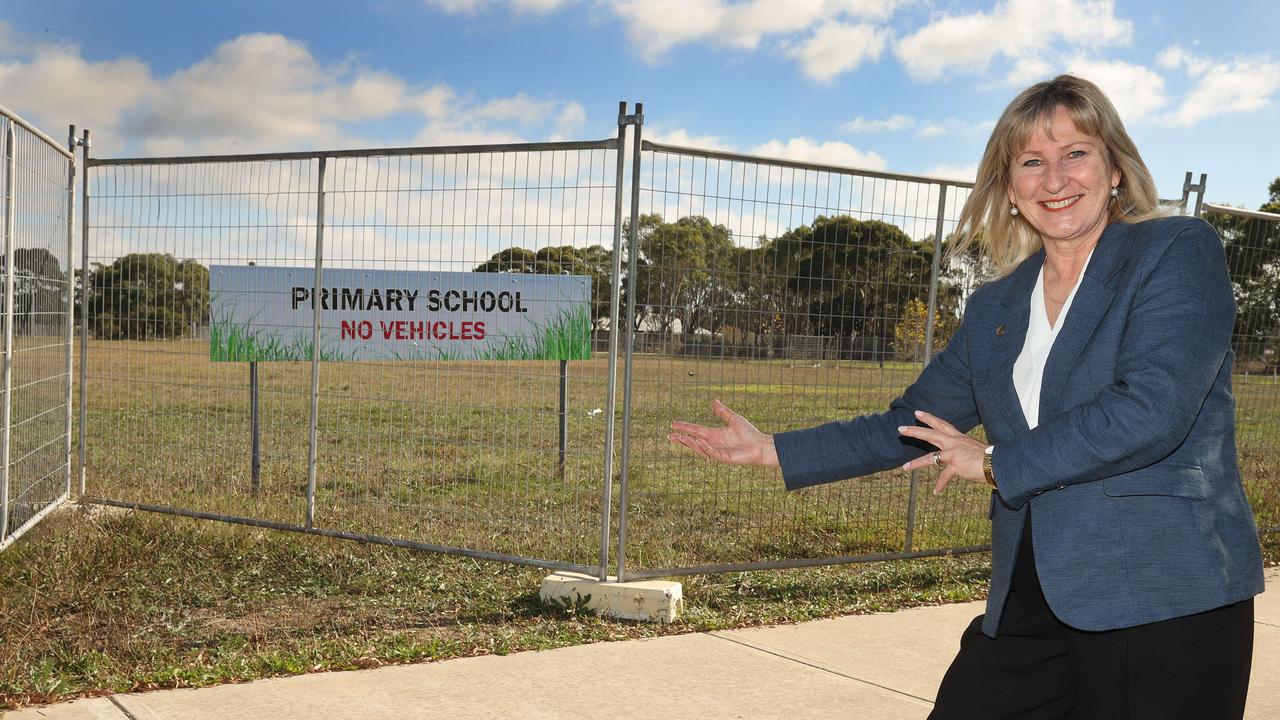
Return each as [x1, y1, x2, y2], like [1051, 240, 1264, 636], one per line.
[991, 220, 1235, 507]
[774, 303, 981, 491]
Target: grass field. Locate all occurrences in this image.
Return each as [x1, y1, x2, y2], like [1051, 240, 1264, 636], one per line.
[77, 339, 1006, 571]
[0, 337, 1277, 708]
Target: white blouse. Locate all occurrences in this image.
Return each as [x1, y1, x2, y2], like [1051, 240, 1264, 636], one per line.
[1012, 250, 1094, 429]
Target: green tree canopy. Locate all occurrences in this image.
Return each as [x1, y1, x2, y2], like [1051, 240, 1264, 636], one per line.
[88, 254, 210, 340]
[626, 214, 737, 335]
[780, 216, 935, 346]
[1, 247, 67, 330]
[473, 244, 613, 329]
[1203, 176, 1280, 363]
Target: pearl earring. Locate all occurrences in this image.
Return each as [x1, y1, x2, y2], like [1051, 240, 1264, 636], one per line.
[1010, 205, 1019, 216]
[1110, 187, 1119, 197]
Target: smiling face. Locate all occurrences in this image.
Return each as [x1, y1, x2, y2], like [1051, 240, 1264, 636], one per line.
[1007, 104, 1121, 249]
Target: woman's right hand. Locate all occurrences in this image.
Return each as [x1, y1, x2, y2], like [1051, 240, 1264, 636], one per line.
[668, 399, 779, 467]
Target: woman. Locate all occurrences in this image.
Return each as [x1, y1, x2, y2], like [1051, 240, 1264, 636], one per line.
[669, 75, 1264, 718]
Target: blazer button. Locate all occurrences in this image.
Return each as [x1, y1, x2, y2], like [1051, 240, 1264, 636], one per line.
[995, 325, 1006, 336]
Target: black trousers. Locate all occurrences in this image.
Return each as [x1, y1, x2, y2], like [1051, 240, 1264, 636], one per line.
[929, 513, 1254, 719]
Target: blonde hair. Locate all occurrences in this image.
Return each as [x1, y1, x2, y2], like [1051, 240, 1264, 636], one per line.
[949, 74, 1173, 277]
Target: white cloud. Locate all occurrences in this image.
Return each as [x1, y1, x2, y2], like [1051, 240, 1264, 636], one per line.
[551, 101, 587, 140]
[426, 0, 486, 11]
[512, 0, 572, 11]
[612, 0, 753, 61]
[472, 93, 560, 122]
[0, 32, 588, 156]
[0, 44, 156, 140]
[643, 130, 885, 174]
[895, 0, 1132, 80]
[828, 0, 902, 22]
[841, 114, 914, 133]
[425, 0, 571, 13]
[785, 21, 888, 82]
[0, 21, 29, 55]
[1156, 46, 1197, 72]
[1160, 47, 1280, 127]
[126, 34, 410, 153]
[923, 163, 978, 182]
[841, 114, 988, 141]
[644, 126, 734, 151]
[1063, 58, 1167, 122]
[610, 0, 907, 80]
[1004, 57, 1054, 86]
[749, 137, 886, 170]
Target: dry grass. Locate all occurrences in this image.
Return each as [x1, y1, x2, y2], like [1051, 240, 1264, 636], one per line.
[79, 339, 1002, 570]
[0, 337, 1276, 708]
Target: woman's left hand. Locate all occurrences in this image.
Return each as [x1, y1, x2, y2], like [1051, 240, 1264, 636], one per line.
[898, 410, 990, 496]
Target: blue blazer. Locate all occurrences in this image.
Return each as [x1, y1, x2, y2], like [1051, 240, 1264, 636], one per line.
[774, 216, 1265, 636]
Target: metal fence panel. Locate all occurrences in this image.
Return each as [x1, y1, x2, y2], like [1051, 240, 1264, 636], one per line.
[617, 141, 984, 578]
[83, 157, 320, 529]
[311, 146, 619, 568]
[70, 104, 1277, 578]
[1200, 202, 1280, 533]
[82, 140, 621, 572]
[0, 109, 74, 551]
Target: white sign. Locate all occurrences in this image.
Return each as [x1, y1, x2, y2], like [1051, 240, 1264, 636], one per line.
[210, 265, 591, 362]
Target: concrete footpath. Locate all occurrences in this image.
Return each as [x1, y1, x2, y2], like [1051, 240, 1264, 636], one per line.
[8, 567, 1279, 720]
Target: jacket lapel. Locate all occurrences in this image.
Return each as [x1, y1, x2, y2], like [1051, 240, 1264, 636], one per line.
[985, 253, 1042, 437]
[1037, 223, 1131, 419]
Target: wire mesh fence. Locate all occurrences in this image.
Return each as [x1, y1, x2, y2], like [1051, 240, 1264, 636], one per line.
[82, 140, 621, 573]
[615, 141, 982, 578]
[0, 109, 74, 551]
[1200, 202, 1280, 533]
[69, 106, 1279, 577]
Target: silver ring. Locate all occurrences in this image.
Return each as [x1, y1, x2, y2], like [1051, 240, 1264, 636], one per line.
[931, 451, 944, 467]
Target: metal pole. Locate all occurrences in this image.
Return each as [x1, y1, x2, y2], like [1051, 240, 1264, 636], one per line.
[250, 360, 261, 494]
[305, 157, 327, 529]
[557, 359, 568, 481]
[1179, 171, 1209, 217]
[615, 102, 643, 582]
[77, 129, 89, 497]
[1, 124, 16, 540]
[247, 260, 261, 495]
[64, 126, 76, 496]
[905, 183, 949, 553]
[598, 102, 629, 580]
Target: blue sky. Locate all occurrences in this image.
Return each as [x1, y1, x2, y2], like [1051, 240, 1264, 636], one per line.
[1, 0, 1276, 208]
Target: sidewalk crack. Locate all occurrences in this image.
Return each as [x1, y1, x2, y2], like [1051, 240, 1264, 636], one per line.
[108, 696, 141, 720]
[709, 632, 934, 706]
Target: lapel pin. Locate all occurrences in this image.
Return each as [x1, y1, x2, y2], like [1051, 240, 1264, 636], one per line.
[995, 324, 1006, 336]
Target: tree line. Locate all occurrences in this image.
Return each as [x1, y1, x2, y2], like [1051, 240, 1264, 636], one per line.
[1203, 177, 1280, 369]
[473, 213, 962, 362]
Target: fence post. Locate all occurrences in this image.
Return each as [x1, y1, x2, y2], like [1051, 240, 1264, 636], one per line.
[0, 124, 13, 540]
[557, 359, 568, 480]
[1181, 172, 1208, 216]
[77, 130, 89, 497]
[615, 102, 643, 582]
[0, 124, 13, 538]
[599, 102, 630, 580]
[904, 183, 950, 552]
[305, 156, 327, 529]
[64, 126, 76, 497]
[250, 359, 261, 494]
